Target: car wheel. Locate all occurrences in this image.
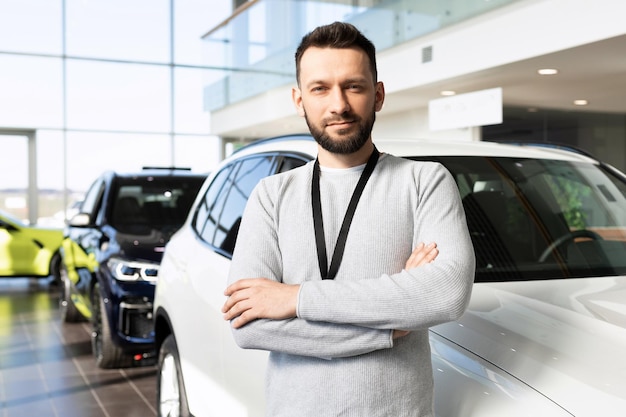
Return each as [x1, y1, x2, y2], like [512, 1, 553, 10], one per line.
[158, 334, 190, 417]
[59, 266, 84, 323]
[49, 252, 62, 285]
[91, 284, 133, 368]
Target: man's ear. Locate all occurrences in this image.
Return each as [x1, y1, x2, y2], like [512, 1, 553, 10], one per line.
[292, 87, 305, 117]
[375, 81, 385, 112]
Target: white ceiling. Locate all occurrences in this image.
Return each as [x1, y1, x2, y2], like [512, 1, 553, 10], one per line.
[386, 34, 626, 116]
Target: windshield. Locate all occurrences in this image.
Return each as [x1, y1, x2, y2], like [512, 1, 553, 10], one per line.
[413, 156, 626, 282]
[109, 176, 204, 235]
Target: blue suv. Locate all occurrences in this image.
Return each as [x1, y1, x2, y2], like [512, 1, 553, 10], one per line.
[60, 167, 205, 368]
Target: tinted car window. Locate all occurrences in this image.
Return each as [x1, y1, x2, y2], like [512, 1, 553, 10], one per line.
[194, 155, 277, 255]
[215, 155, 276, 253]
[277, 155, 307, 173]
[194, 165, 233, 244]
[108, 176, 203, 235]
[414, 156, 626, 282]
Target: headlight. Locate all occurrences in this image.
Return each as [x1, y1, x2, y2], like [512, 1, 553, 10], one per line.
[107, 258, 159, 283]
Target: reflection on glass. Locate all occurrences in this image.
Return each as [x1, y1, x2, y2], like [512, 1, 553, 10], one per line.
[417, 156, 626, 281]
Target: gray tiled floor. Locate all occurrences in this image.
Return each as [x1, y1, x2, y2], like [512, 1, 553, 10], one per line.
[0, 278, 157, 417]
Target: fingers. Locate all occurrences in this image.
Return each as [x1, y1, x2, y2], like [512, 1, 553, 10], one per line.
[222, 279, 259, 327]
[222, 278, 299, 328]
[392, 329, 410, 339]
[224, 277, 259, 296]
[222, 278, 272, 315]
[223, 287, 266, 329]
[222, 289, 249, 321]
[405, 242, 438, 270]
[229, 306, 257, 329]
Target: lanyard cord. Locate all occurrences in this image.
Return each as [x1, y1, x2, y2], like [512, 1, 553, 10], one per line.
[312, 147, 379, 280]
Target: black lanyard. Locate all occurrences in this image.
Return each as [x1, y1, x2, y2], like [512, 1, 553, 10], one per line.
[312, 147, 379, 280]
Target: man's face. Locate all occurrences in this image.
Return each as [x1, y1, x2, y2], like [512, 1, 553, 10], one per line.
[292, 47, 385, 154]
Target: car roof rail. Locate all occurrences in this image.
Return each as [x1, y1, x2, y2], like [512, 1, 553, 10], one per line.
[493, 140, 597, 159]
[493, 140, 626, 179]
[142, 166, 192, 171]
[232, 134, 314, 154]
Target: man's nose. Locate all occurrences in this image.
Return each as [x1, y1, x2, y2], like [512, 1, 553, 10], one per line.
[328, 88, 350, 114]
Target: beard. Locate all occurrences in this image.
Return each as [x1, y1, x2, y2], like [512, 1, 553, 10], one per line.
[304, 108, 376, 155]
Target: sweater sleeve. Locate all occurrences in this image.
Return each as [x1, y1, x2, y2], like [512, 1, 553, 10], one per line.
[297, 163, 475, 330]
[227, 178, 394, 359]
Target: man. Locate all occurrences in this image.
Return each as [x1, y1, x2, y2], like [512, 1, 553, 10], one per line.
[222, 21, 475, 417]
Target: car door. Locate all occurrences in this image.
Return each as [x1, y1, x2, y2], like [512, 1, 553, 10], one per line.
[0, 218, 36, 275]
[63, 176, 107, 316]
[180, 152, 307, 415]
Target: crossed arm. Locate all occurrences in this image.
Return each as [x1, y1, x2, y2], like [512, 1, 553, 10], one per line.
[222, 241, 439, 334]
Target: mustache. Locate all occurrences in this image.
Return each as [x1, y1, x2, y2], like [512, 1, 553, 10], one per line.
[323, 114, 359, 126]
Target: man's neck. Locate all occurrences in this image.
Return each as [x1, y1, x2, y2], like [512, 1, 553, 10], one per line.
[317, 141, 376, 169]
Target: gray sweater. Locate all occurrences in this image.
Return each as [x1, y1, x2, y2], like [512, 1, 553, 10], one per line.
[228, 153, 475, 417]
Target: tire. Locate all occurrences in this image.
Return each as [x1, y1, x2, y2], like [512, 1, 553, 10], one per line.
[157, 334, 190, 417]
[49, 252, 62, 285]
[91, 285, 133, 369]
[59, 266, 84, 323]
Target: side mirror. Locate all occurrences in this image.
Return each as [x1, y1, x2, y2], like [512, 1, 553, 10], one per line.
[68, 213, 91, 227]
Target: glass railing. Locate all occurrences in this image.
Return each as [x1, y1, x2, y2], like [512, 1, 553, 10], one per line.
[202, 0, 519, 112]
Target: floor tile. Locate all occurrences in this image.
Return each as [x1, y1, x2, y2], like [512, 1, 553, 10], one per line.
[0, 278, 157, 417]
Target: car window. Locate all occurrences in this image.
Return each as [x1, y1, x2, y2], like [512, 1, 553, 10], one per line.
[193, 154, 277, 255]
[277, 155, 308, 173]
[215, 155, 276, 254]
[109, 176, 204, 234]
[412, 156, 626, 282]
[193, 165, 234, 245]
[193, 154, 310, 257]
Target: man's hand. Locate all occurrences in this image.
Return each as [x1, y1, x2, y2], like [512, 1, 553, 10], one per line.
[405, 242, 438, 270]
[222, 278, 300, 328]
[223, 243, 437, 330]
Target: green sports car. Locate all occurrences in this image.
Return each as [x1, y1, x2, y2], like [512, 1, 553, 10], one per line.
[0, 209, 63, 280]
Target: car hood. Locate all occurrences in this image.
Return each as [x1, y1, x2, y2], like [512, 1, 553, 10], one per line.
[432, 275, 626, 416]
[113, 228, 172, 263]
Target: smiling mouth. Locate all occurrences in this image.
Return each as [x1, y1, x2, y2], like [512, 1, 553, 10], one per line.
[326, 120, 354, 128]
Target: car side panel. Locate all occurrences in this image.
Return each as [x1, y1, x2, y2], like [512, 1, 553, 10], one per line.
[0, 226, 40, 275]
[61, 237, 98, 318]
[157, 226, 267, 417]
[0, 222, 63, 277]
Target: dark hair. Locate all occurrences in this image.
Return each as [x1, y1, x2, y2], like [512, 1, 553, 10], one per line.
[295, 21, 378, 86]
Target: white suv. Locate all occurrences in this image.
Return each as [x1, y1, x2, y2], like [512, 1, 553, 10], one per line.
[153, 135, 626, 417]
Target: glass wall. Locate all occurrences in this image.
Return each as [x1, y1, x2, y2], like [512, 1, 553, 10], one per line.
[202, 0, 519, 111]
[0, 0, 231, 225]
